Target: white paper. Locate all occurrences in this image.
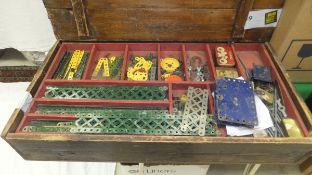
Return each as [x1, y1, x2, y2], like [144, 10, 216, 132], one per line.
[18, 91, 33, 112]
[244, 9, 282, 30]
[0, 0, 56, 51]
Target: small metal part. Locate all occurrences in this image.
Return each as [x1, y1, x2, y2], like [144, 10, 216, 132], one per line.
[215, 67, 239, 79]
[253, 64, 272, 82]
[150, 66, 156, 80]
[276, 99, 287, 118]
[188, 66, 192, 78]
[22, 125, 72, 132]
[253, 82, 274, 105]
[266, 83, 287, 137]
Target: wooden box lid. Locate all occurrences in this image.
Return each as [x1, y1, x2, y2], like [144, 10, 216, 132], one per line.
[43, 0, 284, 42]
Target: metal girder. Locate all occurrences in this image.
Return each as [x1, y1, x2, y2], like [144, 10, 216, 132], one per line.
[44, 86, 168, 100]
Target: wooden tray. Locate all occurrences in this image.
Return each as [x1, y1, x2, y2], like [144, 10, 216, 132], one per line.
[2, 0, 312, 174]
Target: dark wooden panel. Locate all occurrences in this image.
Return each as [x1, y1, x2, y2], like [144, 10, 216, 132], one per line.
[253, 0, 284, 9]
[232, 0, 254, 38]
[42, 0, 72, 9]
[85, 8, 235, 41]
[88, 21, 233, 41]
[243, 28, 275, 42]
[300, 156, 312, 175]
[43, 0, 283, 41]
[85, 0, 240, 9]
[47, 9, 74, 23]
[86, 9, 236, 25]
[42, 0, 284, 9]
[46, 9, 78, 39]
[71, 0, 90, 37]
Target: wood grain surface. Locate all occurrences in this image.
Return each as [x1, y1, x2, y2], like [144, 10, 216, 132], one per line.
[43, 0, 284, 41]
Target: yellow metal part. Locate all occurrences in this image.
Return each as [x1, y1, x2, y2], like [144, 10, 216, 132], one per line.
[109, 56, 116, 64]
[64, 50, 84, 80]
[161, 57, 180, 73]
[161, 73, 171, 79]
[127, 57, 152, 81]
[215, 67, 239, 78]
[103, 58, 110, 77]
[92, 58, 105, 78]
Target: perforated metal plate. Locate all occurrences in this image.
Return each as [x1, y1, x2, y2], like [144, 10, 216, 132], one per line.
[71, 113, 217, 136]
[215, 78, 258, 127]
[44, 86, 168, 100]
[181, 87, 209, 136]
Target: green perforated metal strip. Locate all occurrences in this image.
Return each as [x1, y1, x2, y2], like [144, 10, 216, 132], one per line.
[25, 106, 217, 136]
[44, 86, 168, 100]
[37, 105, 168, 116]
[70, 113, 216, 136]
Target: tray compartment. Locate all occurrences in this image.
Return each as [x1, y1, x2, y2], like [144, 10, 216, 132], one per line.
[34, 80, 169, 101]
[18, 101, 170, 133]
[46, 42, 94, 80]
[160, 44, 187, 81]
[209, 43, 246, 79]
[184, 44, 215, 81]
[233, 43, 308, 136]
[84, 43, 126, 80]
[125, 43, 158, 81]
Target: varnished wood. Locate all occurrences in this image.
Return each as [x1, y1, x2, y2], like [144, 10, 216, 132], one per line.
[300, 156, 312, 175]
[42, 0, 72, 9]
[46, 9, 77, 39]
[1, 109, 24, 138]
[70, 0, 90, 37]
[42, 0, 282, 41]
[26, 40, 60, 96]
[232, 0, 255, 39]
[43, 0, 284, 9]
[5, 133, 312, 164]
[253, 0, 284, 9]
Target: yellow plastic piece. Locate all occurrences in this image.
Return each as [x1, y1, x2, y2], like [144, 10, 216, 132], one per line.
[180, 94, 187, 104]
[282, 118, 304, 137]
[161, 57, 180, 73]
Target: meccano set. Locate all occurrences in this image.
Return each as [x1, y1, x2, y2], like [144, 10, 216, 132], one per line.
[17, 42, 307, 137]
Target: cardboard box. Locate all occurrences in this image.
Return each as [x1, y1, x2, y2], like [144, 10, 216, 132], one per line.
[270, 0, 312, 82]
[115, 163, 209, 175]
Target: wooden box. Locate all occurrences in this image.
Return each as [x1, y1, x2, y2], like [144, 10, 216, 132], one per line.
[2, 0, 312, 174]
